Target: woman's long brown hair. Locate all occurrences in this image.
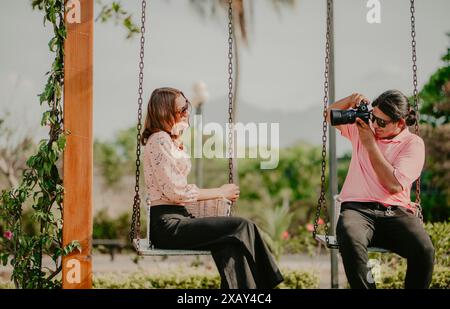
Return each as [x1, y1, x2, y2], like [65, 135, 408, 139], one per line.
[141, 87, 187, 145]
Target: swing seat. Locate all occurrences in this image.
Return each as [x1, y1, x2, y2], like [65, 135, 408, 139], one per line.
[133, 239, 210, 256]
[133, 205, 211, 256]
[314, 196, 390, 253]
[314, 235, 390, 253]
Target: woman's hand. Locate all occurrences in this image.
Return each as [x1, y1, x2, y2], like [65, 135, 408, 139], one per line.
[220, 184, 240, 202]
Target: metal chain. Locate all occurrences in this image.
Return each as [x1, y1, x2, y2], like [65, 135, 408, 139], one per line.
[410, 0, 421, 205]
[313, 0, 332, 246]
[227, 0, 234, 187]
[130, 0, 147, 251]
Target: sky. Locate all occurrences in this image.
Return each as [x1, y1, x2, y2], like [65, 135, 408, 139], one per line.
[1, 0, 449, 155]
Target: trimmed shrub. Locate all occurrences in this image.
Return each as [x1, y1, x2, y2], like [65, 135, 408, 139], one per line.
[377, 265, 450, 289]
[93, 269, 319, 289]
[425, 221, 450, 267]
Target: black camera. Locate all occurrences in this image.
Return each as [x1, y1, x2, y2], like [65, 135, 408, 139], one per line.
[330, 102, 370, 126]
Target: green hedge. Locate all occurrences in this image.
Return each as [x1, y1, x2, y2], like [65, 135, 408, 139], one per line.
[93, 269, 319, 289]
[0, 282, 13, 289]
[364, 221, 450, 289]
[286, 221, 450, 258]
[377, 265, 450, 289]
[93, 272, 221, 289]
[425, 221, 450, 267]
[2, 267, 448, 289]
[278, 269, 319, 289]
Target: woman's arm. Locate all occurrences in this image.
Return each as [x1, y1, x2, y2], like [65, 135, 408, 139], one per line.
[148, 132, 240, 203]
[197, 184, 240, 202]
[197, 188, 224, 201]
[148, 133, 200, 203]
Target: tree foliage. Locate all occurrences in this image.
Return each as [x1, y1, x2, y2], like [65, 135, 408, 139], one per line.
[419, 33, 450, 126]
[0, 116, 35, 188]
[94, 127, 137, 187]
[95, 0, 140, 39]
[417, 34, 450, 221]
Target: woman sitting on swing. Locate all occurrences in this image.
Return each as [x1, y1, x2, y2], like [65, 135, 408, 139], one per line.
[141, 87, 283, 289]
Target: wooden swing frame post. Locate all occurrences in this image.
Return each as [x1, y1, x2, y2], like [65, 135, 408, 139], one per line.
[62, 0, 94, 289]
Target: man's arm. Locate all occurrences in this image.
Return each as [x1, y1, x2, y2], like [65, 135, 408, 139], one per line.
[366, 143, 403, 194]
[326, 93, 370, 131]
[355, 118, 403, 194]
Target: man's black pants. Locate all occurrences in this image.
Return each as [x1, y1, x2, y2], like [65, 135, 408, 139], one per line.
[336, 201, 435, 289]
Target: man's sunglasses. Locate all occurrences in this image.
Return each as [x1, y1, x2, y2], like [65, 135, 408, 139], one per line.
[370, 112, 395, 128]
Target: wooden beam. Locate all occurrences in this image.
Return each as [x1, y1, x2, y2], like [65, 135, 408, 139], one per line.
[62, 0, 93, 289]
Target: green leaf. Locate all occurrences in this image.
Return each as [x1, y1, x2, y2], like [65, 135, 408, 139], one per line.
[0, 253, 9, 266]
[57, 26, 66, 38]
[57, 135, 66, 150]
[41, 111, 51, 126]
[48, 36, 58, 52]
[112, 2, 120, 13]
[54, 83, 62, 99]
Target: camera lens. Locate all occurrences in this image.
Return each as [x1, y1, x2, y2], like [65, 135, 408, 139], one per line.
[330, 109, 356, 126]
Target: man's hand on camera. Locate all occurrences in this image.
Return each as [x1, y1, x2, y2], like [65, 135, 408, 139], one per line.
[347, 93, 370, 109]
[356, 118, 376, 149]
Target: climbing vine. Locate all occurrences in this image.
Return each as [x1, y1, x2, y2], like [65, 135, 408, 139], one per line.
[0, 0, 139, 289]
[0, 0, 78, 289]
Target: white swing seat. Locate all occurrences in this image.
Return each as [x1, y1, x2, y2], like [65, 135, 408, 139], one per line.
[133, 239, 210, 256]
[314, 235, 390, 253]
[314, 196, 390, 253]
[132, 204, 211, 256]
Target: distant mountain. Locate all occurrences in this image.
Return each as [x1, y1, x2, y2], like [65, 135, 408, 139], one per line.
[201, 98, 352, 156]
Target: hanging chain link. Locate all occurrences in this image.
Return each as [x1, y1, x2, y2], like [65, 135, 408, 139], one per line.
[410, 0, 421, 205]
[313, 0, 332, 246]
[130, 0, 147, 251]
[227, 0, 234, 187]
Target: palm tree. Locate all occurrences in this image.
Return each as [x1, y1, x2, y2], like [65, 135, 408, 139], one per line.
[189, 0, 297, 184]
[189, 0, 296, 107]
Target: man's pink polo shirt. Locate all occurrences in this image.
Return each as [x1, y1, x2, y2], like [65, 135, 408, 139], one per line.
[338, 123, 425, 208]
